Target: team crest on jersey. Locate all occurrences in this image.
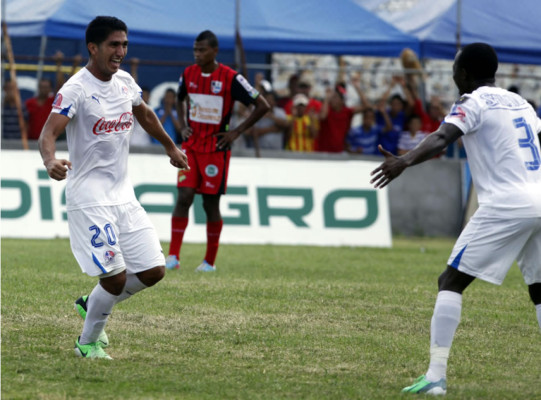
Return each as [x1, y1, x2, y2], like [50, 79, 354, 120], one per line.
[121, 86, 129, 95]
[104, 250, 115, 264]
[205, 164, 219, 177]
[450, 105, 466, 122]
[211, 81, 223, 94]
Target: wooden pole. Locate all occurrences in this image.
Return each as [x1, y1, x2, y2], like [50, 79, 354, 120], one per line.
[2, 21, 28, 149]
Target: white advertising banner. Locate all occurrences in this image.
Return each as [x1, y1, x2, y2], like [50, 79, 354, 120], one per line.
[1, 150, 391, 247]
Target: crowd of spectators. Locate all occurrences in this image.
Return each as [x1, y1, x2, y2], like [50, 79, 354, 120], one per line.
[5, 51, 541, 162]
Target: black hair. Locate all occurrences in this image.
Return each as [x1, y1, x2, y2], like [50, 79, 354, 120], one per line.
[406, 113, 421, 125]
[196, 30, 219, 48]
[457, 43, 498, 81]
[390, 94, 406, 107]
[86, 16, 128, 47]
[165, 88, 176, 96]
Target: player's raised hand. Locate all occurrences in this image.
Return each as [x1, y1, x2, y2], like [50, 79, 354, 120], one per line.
[370, 145, 407, 188]
[45, 158, 72, 181]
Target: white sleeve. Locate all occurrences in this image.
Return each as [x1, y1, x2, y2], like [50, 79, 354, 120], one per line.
[51, 81, 82, 119]
[127, 76, 143, 107]
[444, 95, 482, 135]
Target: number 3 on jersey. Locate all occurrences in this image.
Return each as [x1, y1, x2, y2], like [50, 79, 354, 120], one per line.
[514, 117, 541, 171]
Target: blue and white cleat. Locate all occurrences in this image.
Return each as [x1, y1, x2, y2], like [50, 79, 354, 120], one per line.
[195, 260, 216, 272]
[165, 255, 180, 270]
[402, 375, 447, 395]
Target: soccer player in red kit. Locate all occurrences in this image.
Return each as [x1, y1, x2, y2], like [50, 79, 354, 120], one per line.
[166, 30, 269, 272]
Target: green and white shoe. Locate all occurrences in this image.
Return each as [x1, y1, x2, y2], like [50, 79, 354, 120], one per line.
[74, 337, 112, 360]
[402, 375, 447, 395]
[74, 295, 109, 348]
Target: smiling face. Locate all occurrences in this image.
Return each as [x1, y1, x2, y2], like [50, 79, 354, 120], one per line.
[87, 30, 128, 81]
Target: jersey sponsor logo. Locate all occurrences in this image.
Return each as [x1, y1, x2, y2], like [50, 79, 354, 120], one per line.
[449, 105, 466, 122]
[52, 93, 63, 109]
[211, 80, 223, 94]
[92, 112, 134, 135]
[236, 74, 259, 99]
[188, 94, 223, 125]
[205, 164, 219, 177]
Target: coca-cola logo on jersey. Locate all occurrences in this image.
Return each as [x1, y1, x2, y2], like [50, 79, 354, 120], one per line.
[92, 112, 134, 135]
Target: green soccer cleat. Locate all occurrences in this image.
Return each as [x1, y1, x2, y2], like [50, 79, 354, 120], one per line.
[74, 295, 109, 348]
[74, 337, 112, 360]
[402, 375, 447, 395]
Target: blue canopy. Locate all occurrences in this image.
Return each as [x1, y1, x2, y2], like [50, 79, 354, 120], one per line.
[5, 0, 419, 57]
[356, 0, 541, 65]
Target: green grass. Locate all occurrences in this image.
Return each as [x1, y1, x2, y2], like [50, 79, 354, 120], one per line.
[2, 238, 539, 400]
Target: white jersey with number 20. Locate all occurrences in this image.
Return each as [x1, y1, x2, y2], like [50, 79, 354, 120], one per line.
[445, 86, 541, 217]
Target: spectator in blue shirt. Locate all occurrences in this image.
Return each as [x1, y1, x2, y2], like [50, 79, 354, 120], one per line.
[347, 106, 391, 155]
[153, 88, 181, 144]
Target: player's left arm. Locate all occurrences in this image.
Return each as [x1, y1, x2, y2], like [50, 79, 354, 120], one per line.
[132, 103, 189, 169]
[215, 75, 270, 149]
[370, 122, 463, 188]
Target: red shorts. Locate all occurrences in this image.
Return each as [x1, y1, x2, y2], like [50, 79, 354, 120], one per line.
[177, 148, 231, 195]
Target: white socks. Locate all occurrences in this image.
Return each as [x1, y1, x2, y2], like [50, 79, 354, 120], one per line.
[80, 283, 118, 345]
[79, 274, 148, 344]
[536, 304, 541, 331]
[426, 290, 462, 382]
[116, 274, 148, 303]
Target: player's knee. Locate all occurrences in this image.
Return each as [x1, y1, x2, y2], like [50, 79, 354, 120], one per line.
[438, 266, 474, 294]
[100, 270, 127, 296]
[528, 283, 541, 305]
[137, 266, 165, 287]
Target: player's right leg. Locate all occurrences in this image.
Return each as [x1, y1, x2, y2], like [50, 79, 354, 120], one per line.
[404, 210, 532, 394]
[68, 206, 127, 359]
[168, 158, 199, 270]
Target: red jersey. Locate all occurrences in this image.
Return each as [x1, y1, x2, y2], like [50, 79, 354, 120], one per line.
[25, 96, 54, 140]
[317, 106, 354, 152]
[178, 63, 259, 153]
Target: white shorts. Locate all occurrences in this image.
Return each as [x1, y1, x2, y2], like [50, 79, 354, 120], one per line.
[447, 208, 541, 285]
[68, 201, 165, 277]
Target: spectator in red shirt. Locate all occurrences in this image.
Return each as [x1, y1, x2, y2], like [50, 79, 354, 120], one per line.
[316, 82, 364, 153]
[26, 51, 81, 140]
[25, 78, 55, 140]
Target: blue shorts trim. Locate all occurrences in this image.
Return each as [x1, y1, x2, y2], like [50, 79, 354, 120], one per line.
[92, 253, 108, 274]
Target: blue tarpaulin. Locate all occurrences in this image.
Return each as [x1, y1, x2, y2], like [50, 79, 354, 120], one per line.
[356, 0, 541, 65]
[5, 0, 419, 57]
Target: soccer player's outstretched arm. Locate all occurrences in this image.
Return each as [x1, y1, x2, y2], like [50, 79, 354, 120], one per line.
[38, 113, 72, 181]
[370, 123, 463, 188]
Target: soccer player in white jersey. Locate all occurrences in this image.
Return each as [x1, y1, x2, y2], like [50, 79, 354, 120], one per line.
[38, 16, 189, 359]
[371, 43, 541, 395]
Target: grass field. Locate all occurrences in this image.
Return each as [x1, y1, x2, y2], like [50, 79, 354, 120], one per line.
[2, 237, 540, 400]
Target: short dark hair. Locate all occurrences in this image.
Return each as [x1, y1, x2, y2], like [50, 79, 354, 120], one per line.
[196, 30, 218, 48]
[457, 43, 498, 81]
[86, 16, 128, 47]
